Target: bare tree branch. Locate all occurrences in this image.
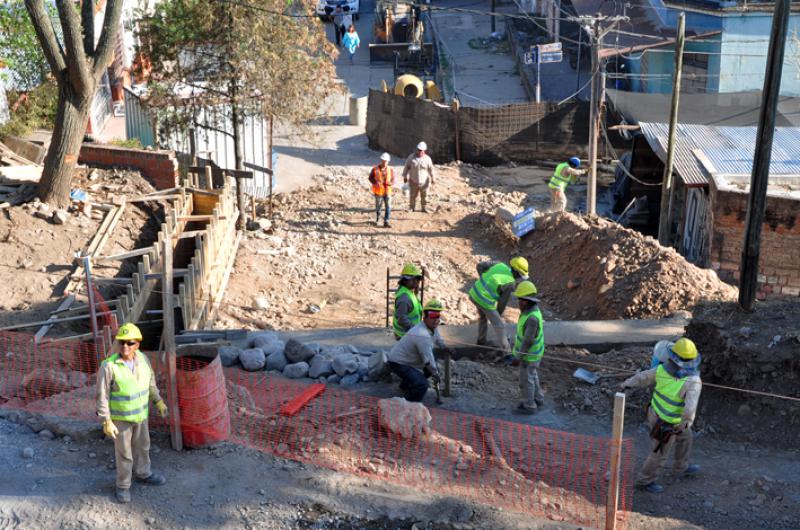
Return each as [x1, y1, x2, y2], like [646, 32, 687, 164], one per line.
[23, 0, 66, 77]
[81, 0, 95, 56]
[92, 0, 125, 80]
[55, 0, 91, 93]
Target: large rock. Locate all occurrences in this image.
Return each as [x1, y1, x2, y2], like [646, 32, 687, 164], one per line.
[368, 350, 389, 380]
[252, 332, 279, 349]
[22, 369, 78, 400]
[308, 355, 334, 378]
[283, 362, 309, 379]
[339, 373, 361, 387]
[284, 339, 316, 364]
[218, 346, 243, 367]
[332, 353, 359, 376]
[239, 348, 266, 371]
[260, 339, 285, 357]
[266, 350, 288, 372]
[377, 397, 432, 439]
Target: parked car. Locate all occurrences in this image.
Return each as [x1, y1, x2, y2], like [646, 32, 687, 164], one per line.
[317, 0, 360, 20]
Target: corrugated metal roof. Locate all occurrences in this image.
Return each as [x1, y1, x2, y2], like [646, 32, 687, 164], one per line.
[638, 122, 800, 187]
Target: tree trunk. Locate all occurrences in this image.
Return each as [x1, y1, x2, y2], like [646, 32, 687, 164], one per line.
[231, 101, 247, 230]
[37, 82, 94, 208]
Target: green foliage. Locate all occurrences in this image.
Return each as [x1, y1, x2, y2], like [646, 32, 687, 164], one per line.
[0, 79, 58, 139]
[0, 0, 56, 90]
[136, 0, 339, 135]
[109, 137, 144, 149]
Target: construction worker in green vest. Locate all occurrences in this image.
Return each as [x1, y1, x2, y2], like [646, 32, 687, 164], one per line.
[468, 256, 529, 355]
[96, 323, 169, 504]
[620, 337, 703, 493]
[548, 156, 585, 212]
[393, 263, 423, 340]
[511, 281, 545, 415]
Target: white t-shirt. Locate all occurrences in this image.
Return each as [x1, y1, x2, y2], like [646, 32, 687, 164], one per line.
[341, 14, 353, 28]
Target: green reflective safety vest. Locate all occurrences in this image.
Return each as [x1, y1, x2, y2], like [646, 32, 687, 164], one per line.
[513, 307, 545, 362]
[650, 364, 687, 424]
[548, 162, 573, 191]
[393, 286, 422, 338]
[103, 352, 152, 423]
[468, 263, 515, 311]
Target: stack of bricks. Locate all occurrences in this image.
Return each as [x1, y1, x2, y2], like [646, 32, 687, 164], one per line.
[78, 144, 179, 190]
[708, 179, 800, 299]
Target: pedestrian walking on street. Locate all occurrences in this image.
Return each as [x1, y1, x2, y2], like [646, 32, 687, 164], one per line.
[342, 24, 360, 64]
[96, 323, 168, 504]
[548, 156, 585, 212]
[402, 141, 436, 212]
[393, 262, 423, 339]
[369, 152, 394, 227]
[509, 281, 545, 415]
[332, 6, 344, 46]
[387, 299, 454, 402]
[620, 337, 703, 494]
[468, 256, 528, 356]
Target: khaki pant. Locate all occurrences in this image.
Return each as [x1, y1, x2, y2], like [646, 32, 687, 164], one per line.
[636, 408, 693, 486]
[519, 359, 544, 408]
[409, 181, 429, 211]
[113, 419, 152, 489]
[471, 298, 510, 353]
[550, 188, 567, 212]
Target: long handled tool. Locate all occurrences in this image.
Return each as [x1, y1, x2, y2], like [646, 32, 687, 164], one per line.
[433, 379, 443, 404]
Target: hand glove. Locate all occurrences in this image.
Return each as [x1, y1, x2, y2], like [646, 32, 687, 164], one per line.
[423, 364, 434, 378]
[155, 400, 168, 418]
[431, 372, 441, 385]
[102, 419, 118, 440]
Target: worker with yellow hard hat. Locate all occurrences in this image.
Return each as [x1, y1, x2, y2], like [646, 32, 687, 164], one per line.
[393, 263, 424, 340]
[96, 323, 169, 504]
[620, 337, 703, 494]
[468, 256, 529, 356]
[510, 281, 546, 415]
[386, 299, 454, 402]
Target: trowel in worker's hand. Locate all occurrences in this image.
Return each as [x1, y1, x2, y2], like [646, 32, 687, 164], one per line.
[572, 368, 626, 385]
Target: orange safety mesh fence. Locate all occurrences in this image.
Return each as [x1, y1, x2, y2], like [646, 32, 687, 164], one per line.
[92, 285, 118, 336]
[0, 333, 634, 529]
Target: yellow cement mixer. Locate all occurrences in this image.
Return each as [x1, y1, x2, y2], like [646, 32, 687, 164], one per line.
[388, 74, 442, 102]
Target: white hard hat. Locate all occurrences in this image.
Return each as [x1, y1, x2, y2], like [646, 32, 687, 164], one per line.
[416, 141, 427, 151]
[380, 152, 391, 161]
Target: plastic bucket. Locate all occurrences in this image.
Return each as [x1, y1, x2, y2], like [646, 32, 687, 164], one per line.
[176, 352, 230, 448]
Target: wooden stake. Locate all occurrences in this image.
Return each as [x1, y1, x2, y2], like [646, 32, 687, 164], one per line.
[605, 392, 626, 530]
[162, 222, 183, 451]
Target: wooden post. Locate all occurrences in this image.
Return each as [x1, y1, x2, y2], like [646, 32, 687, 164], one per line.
[204, 165, 213, 191]
[162, 223, 183, 451]
[739, 0, 791, 311]
[657, 13, 685, 246]
[443, 349, 451, 397]
[605, 392, 626, 530]
[84, 257, 100, 354]
[452, 99, 461, 162]
[587, 21, 601, 216]
[268, 116, 274, 220]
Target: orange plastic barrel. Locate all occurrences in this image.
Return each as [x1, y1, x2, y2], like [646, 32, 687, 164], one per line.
[176, 353, 230, 448]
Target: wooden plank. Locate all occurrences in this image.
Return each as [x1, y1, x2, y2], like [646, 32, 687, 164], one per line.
[209, 229, 242, 323]
[94, 246, 154, 262]
[65, 206, 118, 294]
[243, 161, 273, 176]
[127, 194, 182, 203]
[177, 214, 228, 222]
[33, 295, 77, 343]
[605, 393, 626, 530]
[0, 311, 114, 331]
[162, 222, 183, 451]
[279, 384, 326, 417]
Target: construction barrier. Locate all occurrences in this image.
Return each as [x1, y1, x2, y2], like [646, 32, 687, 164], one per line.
[0, 332, 634, 529]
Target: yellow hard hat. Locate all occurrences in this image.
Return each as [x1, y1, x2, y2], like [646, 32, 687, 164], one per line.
[115, 323, 143, 342]
[671, 338, 698, 360]
[509, 256, 529, 277]
[514, 280, 538, 300]
[422, 299, 444, 312]
[401, 263, 423, 278]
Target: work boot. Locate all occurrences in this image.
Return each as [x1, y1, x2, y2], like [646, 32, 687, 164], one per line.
[535, 397, 545, 408]
[375, 213, 380, 225]
[136, 473, 166, 486]
[515, 403, 538, 415]
[682, 464, 701, 477]
[384, 220, 391, 228]
[638, 482, 664, 494]
[116, 488, 131, 504]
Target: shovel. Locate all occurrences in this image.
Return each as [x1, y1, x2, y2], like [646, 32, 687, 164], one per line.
[572, 368, 627, 385]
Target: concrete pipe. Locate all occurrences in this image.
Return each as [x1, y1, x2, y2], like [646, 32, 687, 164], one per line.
[394, 74, 424, 99]
[349, 95, 368, 126]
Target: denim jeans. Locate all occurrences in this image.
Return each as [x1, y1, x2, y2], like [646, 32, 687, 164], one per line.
[387, 361, 428, 402]
[374, 194, 391, 222]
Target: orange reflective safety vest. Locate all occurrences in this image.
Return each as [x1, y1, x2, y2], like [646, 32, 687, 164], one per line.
[370, 165, 394, 197]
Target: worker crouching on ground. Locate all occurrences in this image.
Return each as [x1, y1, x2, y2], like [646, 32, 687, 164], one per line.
[468, 256, 529, 357]
[620, 337, 702, 493]
[386, 299, 454, 402]
[548, 157, 585, 212]
[96, 323, 168, 504]
[510, 281, 545, 415]
[393, 263, 423, 340]
[369, 152, 395, 227]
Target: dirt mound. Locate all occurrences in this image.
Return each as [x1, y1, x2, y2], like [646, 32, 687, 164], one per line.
[519, 212, 738, 319]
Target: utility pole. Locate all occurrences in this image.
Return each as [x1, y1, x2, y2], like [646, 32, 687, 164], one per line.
[573, 14, 628, 215]
[739, 0, 790, 311]
[491, 0, 496, 33]
[657, 12, 685, 246]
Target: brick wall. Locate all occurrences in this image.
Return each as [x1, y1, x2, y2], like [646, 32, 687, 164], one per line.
[78, 144, 179, 190]
[708, 178, 800, 299]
